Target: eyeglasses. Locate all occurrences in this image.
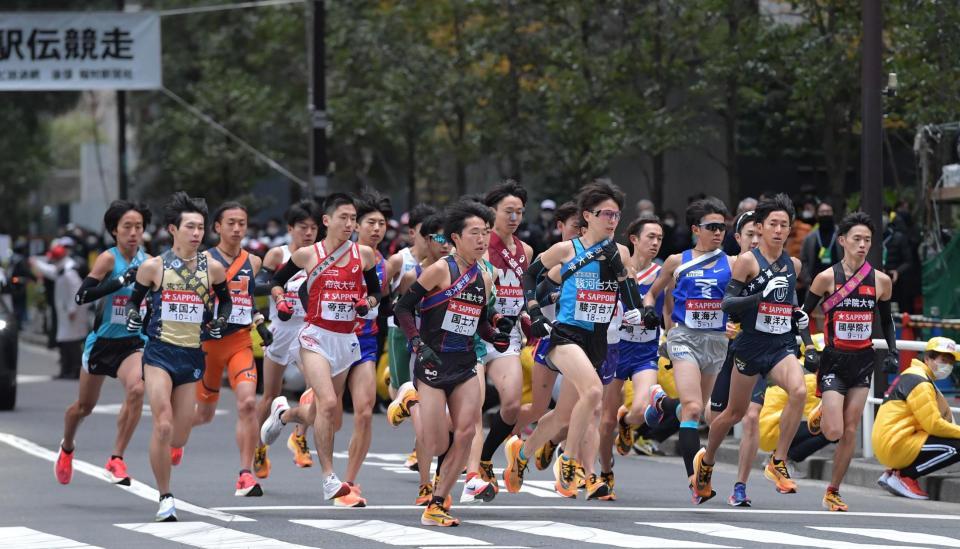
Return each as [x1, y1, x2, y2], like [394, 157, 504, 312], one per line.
[428, 233, 448, 244]
[590, 209, 622, 221]
[698, 222, 727, 232]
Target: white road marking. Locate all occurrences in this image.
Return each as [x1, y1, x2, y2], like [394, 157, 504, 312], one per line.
[294, 519, 490, 546]
[0, 527, 101, 549]
[642, 523, 930, 549]
[811, 527, 960, 547]
[472, 520, 732, 549]
[90, 403, 225, 416]
[334, 451, 410, 461]
[0, 432, 252, 523]
[16, 374, 53, 384]
[116, 522, 316, 548]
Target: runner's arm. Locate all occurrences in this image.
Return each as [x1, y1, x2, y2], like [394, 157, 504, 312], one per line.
[643, 254, 678, 308]
[254, 266, 275, 296]
[720, 254, 761, 314]
[394, 262, 443, 341]
[363, 263, 383, 307]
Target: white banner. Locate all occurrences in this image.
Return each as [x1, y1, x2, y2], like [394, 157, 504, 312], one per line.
[0, 12, 161, 91]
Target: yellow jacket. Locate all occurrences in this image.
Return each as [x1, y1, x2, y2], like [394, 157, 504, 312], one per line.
[759, 373, 820, 452]
[872, 359, 960, 469]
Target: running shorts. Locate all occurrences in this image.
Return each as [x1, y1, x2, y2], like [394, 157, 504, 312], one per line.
[352, 333, 378, 367]
[299, 323, 361, 378]
[83, 336, 143, 378]
[414, 350, 477, 395]
[819, 347, 875, 395]
[143, 339, 205, 387]
[615, 339, 659, 381]
[666, 324, 728, 375]
[483, 325, 523, 363]
[263, 321, 302, 366]
[732, 331, 799, 378]
[198, 329, 256, 404]
[387, 326, 412, 389]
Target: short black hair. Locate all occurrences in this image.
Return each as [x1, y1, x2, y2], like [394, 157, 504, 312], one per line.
[685, 196, 728, 228]
[354, 189, 393, 222]
[213, 201, 248, 225]
[735, 210, 757, 234]
[285, 199, 320, 227]
[624, 215, 662, 254]
[554, 201, 579, 224]
[444, 199, 495, 238]
[755, 193, 795, 225]
[577, 179, 625, 228]
[408, 204, 438, 229]
[103, 199, 151, 236]
[419, 213, 444, 237]
[484, 179, 528, 208]
[838, 211, 875, 236]
[163, 191, 208, 229]
[323, 192, 355, 216]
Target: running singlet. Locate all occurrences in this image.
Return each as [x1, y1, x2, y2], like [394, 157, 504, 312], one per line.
[356, 252, 387, 337]
[619, 263, 663, 343]
[823, 263, 877, 351]
[145, 251, 212, 348]
[302, 241, 365, 334]
[208, 248, 255, 337]
[269, 245, 308, 322]
[419, 256, 486, 353]
[92, 247, 148, 340]
[488, 232, 529, 317]
[671, 249, 730, 332]
[738, 248, 796, 337]
[556, 238, 619, 332]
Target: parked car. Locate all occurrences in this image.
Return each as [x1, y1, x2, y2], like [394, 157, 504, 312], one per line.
[0, 271, 18, 410]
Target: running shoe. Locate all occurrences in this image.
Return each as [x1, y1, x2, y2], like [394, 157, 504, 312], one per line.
[387, 382, 418, 427]
[632, 436, 657, 457]
[643, 404, 663, 429]
[585, 473, 610, 500]
[554, 455, 579, 498]
[334, 483, 367, 507]
[884, 470, 929, 500]
[253, 444, 271, 479]
[322, 473, 351, 500]
[421, 502, 460, 527]
[688, 477, 716, 505]
[763, 455, 797, 494]
[807, 402, 823, 436]
[534, 439, 558, 471]
[299, 387, 314, 406]
[877, 469, 897, 496]
[404, 450, 419, 471]
[502, 435, 528, 493]
[55, 442, 73, 485]
[649, 383, 667, 409]
[170, 446, 183, 466]
[260, 396, 290, 446]
[576, 463, 586, 489]
[615, 406, 634, 456]
[728, 482, 751, 507]
[234, 471, 263, 497]
[416, 483, 433, 506]
[599, 471, 616, 501]
[105, 456, 131, 486]
[156, 495, 177, 522]
[460, 472, 496, 504]
[479, 460, 499, 495]
[692, 448, 714, 499]
[287, 433, 313, 468]
[822, 489, 848, 511]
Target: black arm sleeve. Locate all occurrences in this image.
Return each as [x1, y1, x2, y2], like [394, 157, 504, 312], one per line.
[477, 300, 497, 343]
[125, 281, 150, 315]
[395, 281, 427, 340]
[720, 279, 761, 314]
[213, 280, 232, 321]
[879, 300, 897, 353]
[523, 257, 548, 304]
[535, 276, 559, 305]
[76, 275, 123, 305]
[621, 277, 643, 310]
[802, 291, 822, 315]
[271, 261, 300, 290]
[363, 266, 382, 304]
[253, 267, 275, 296]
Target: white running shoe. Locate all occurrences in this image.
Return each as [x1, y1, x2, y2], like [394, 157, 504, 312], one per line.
[459, 473, 496, 504]
[260, 396, 290, 446]
[884, 471, 930, 500]
[155, 495, 177, 522]
[322, 473, 351, 500]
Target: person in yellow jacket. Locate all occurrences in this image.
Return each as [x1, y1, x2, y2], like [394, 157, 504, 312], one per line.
[873, 337, 960, 500]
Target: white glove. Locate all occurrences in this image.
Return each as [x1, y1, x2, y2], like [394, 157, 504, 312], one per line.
[623, 308, 643, 326]
[794, 309, 809, 330]
[761, 276, 789, 298]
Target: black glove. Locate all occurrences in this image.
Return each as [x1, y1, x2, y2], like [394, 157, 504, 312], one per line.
[884, 350, 900, 373]
[207, 317, 227, 339]
[275, 298, 294, 321]
[412, 337, 442, 369]
[494, 314, 515, 334]
[256, 322, 273, 347]
[602, 241, 625, 277]
[528, 305, 551, 338]
[126, 309, 143, 333]
[642, 306, 661, 329]
[354, 297, 370, 318]
[119, 266, 138, 286]
[804, 347, 820, 371]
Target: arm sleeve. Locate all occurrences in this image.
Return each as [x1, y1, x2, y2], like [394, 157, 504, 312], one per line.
[363, 267, 382, 303]
[802, 290, 822, 315]
[213, 280, 232, 321]
[477, 302, 497, 343]
[253, 267, 275, 296]
[271, 261, 300, 290]
[125, 281, 150, 315]
[75, 275, 123, 305]
[523, 257, 547, 304]
[878, 300, 897, 353]
[905, 384, 960, 438]
[720, 278, 761, 314]
[535, 276, 558, 305]
[621, 277, 643, 310]
[394, 281, 427, 340]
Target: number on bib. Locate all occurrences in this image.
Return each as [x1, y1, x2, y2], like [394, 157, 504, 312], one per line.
[159, 290, 204, 324]
[441, 299, 482, 336]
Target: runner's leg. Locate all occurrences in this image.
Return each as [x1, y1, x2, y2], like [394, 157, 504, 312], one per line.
[703, 368, 757, 464]
[62, 370, 107, 451]
[144, 365, 175, 494]
[436, 376, 482, 498]
[737, 402, 762, 484]
[829, 387, 869, 488]
[113, 352, 145, 457]
[598, 379, 623, 473]
[345, 361, 376, 484]
[299, 348, 341, 476]
[480, 357, 522, 462]
[672, 359, 706, 476]
[765, 355, 807, 462]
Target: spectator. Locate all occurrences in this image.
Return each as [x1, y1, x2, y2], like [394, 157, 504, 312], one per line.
[635, 198, 655, 218]
[873, 337, 960, 500]
[883, 211, 917, 314]
[659, 210, 686, 259]
[800, 200, 842, 289]
[522, 199, 557, 254]
[788, 198, 816, 259]
[47, 245, 88, 378]
[8, 241, 33, 328]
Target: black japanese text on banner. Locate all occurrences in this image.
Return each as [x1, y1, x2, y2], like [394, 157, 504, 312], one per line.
[0, 12, 161, 91]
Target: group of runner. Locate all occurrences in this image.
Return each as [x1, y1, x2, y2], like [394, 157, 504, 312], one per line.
[51, 180, 948, 526]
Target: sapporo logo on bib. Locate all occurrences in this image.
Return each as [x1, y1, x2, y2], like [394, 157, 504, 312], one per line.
[685, 299, 723, 329]
[756, 302, 793, 334]
[227, 294, 253, 325]
[111, 295, 146, 324]
[834, 311, 873, 341]
[495, 267, 524, 316]
[160, 290, 204, 323]
[322, 289, 358, 322]
[442, 298, 482, 336]
[574, 287, 617, 323]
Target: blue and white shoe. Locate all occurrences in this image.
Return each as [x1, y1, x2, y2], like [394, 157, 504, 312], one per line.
[156, 495, 177, 522]
[643, 405, 662, 428]
[728, 482, 751, 507]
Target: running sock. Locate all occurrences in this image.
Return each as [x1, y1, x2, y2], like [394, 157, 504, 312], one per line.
[660, 397, 681, 418]
[827, 484, 839, 494]
[159, 493, 173, 501]
[679, 422, 700, 477]
[518, 445, 527, 461]
[480, 411, 516, 461]
[430, 495, 446, 507]
[111, 455, 122, 461]
[239, 468, 251, 475]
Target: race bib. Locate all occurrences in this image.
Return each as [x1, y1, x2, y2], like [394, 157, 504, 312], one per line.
[756, 302, 793, 335]
[684, 299, 723, 329]
[441, 299, 482, 336]
[495, 284, 524, 316]
[110, 295, 146, 325]
[284, 274, 307, 317]
[574, 289, 617, 324]
[321, 297, 357, 322]
[620, 323, 657, 343]
[834, 311, 873, 341]
[227, 294, 253, 325]
[160, 290, 204, 324]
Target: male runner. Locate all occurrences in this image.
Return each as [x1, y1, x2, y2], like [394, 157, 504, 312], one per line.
[695, 194, 808, 504]
[253, 200, 320, 475]
[261, 193, 383, 502]
[801, 211, 898, 511]
[124, 192, 231, 521]
[194, 202, 273, 497]
[58, 200, 151, 486]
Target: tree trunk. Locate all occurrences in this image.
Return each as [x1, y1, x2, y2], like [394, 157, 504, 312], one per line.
[406, 127, 417, 209]
[724, 0, 742, 207]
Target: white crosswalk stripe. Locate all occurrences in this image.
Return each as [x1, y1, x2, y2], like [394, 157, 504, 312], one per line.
[471, 520, 732, 548]
[810, 527, 960, 548]
[0, 527, 101, 549]
[115, 522, 320, 548]
[293, 519, 490, 546]
[641, 523, 932, 549]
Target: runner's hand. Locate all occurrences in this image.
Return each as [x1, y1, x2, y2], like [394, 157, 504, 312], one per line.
[126, 309, 142, 333]
[762, 276, 789, 298]
[529, 311, 552, 338]
[276, 298, 293, 321]
[623, 308, 643, 326]
[642, 306, 661, 329]
[354, 297, 370, 317]
[493, 314, 515, 334]
[602, 241, 626, 277]
[884, 350, 900, 373]
[256, 322, 273, 347]
[793, 309, 810, 330]
[207, 317, 227, 339]
[119, 266, 138, 286]
[803, 347, 820, 369]
[412, 337, 443, 368]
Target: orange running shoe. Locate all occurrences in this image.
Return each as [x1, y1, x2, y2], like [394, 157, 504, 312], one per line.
[692, 448, 714, 499]
[479, 460, 499, 495]
[763, 455, 797, 494]
[421, 501, 460, 527]
[253, 444, 271, 479]
[822, 489, 848, 512]
[415, 483, 433, 506]
[615, 406, 634, 456]
[387, 382, 418, 427]
[170, 446, 183, 466]
[502, 435, 528, 493]
[234, 470, 263, 497]
[334, 483, 367, 507]
[287, 433, 313, 468]
[554, 455, 579, 498]
[55, 442, 73, 485]
[105, 456, 131, 485]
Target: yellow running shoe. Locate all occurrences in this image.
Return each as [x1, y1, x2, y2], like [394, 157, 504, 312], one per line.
[415, 483, 433, 506]
[585, 473, 610, 500]
[534, 439, 558, 471]
[387, 382, 418, 427]
[822, 489, 848, 512]
[503, 435, 528, 493]
[807, 402, 823, 436]
[287, 433, 313, 468]
[555, 455, 579, 498]
[692, 448, 714, 499]
[479, 460, 499, 494]
[599, 471, 616, 501]
[404, 450, 418, 471]
[253, 445, 270, 479]
[763, 454, 797, 494]
[421, 502, 460, 527]
[576, 463, 586, 489]
[615, 406, 634, 456]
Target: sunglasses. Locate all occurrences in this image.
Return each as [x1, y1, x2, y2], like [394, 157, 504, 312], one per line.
[590, 209, 622, 221]
[428, 233, 449, 244]
[698, 222, 727, 232]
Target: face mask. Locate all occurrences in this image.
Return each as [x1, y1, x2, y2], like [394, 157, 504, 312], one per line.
[663, 218, 675, 228]
[933, 360, 955, 380]
[800, 211, 815, 222]
[818, 216, 834, 229]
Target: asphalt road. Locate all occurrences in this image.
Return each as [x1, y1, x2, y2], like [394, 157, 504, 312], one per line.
[3, 340, 960, 549]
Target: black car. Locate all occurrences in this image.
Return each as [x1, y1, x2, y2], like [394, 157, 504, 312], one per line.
[0, 273, 18, 410]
